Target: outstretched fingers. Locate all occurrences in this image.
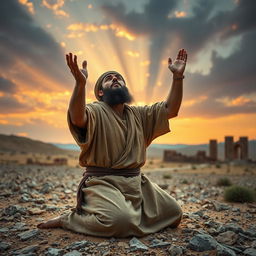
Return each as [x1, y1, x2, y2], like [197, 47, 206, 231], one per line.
[177, 49, 187, 62]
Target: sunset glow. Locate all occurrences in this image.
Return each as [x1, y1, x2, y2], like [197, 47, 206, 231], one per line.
[0, 0, 256, 145]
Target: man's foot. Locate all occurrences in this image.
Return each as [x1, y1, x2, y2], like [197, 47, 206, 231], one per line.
[37, 216, 63, 229]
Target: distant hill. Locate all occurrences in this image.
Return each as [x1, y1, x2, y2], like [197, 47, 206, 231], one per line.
[53, 141, 256, 161]
[0, 134, 70, 155]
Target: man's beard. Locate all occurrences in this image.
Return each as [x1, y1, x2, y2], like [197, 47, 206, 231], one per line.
[102, 86, 133, 106]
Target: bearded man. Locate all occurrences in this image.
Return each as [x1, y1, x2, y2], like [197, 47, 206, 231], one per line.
[37, 49, 187, 238]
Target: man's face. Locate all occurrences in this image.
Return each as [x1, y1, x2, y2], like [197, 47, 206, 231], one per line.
[101, 73, 126, 89]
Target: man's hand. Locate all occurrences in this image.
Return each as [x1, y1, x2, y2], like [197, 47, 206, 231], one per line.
[168, 49, 187, 77]
[66, 53, 88, 85]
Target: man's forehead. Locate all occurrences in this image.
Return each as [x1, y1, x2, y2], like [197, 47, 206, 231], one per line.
[103, 72, 123, 79]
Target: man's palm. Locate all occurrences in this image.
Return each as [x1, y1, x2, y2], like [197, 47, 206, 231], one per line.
[168, 49, 187, 76]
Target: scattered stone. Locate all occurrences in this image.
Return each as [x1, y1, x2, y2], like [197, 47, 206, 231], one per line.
[188, 233, 218, 252]
[45, 247, 64, 256]
[28, 208, 46, 215]
[216, 244, 236, 256]
[19, 194, 31, 203]
[167, 245, 184, 256]
[0, 242, 11, 252]
[10, 222, 28, 231]
[4, 205, 27, 216]
[216, 231, 238, 245]
[244, 226, 256, 237]
[98, 241, 110, 246]
[218, 223, 244, 234]
[63, 250, 82, 256]
[244, 248, 256, 256]
[40, 183, 54, 194]
[129, 237, 148, 251]
[14, 244, 39, 255]
[149, 238, 171, 248]
[65, 240, 90, 250]
[44, 205, 60, 211]
[251, 240, 256, 248]
[0, 227, 9, 232]
[212, 201, 231, 211]
[18, 229, 40, 241]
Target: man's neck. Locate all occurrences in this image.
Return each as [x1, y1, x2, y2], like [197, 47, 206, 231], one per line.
[110, 104, 125, 119]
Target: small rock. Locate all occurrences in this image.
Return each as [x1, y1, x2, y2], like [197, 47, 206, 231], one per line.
[45, 247, 64, 256]
[0, 242, 11, 252]
[10, 222, 28, 231]
[216, 244, 236, 256]
[4, 205, 27, 216]
[63, 250, 82, 256]
[167, 245, 184, 256]
[212, 201, 231, 211]
[40, 183, 54, 194]
[18, 229, 40, 241]
[129, 237, 148, 251]
[0, 227, 9, 233]
[216, 231, 238, 245]
[243, 248, 256, 256]
[149, 238, 171, 248]
[188, 233, 218, 252]
[251, 240, 256, 248]
[28, 208, 46, 215]
[65, 240, 90, 250]
[98, 242, 110, 246]
[14, 244, 39, 255]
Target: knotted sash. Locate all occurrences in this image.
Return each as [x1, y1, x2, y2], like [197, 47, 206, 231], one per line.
[74, 166, 140, 215]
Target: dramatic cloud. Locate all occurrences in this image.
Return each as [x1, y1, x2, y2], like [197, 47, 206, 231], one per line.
[42, 0, 69, 17]
[0, 0, 72, 90]
[100, 0, 256, 103]
[0, 95, 33, 114]
[0, 77, 17, 93]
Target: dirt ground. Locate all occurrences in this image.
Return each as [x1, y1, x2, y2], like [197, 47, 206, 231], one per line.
[0, 160, 256, 255]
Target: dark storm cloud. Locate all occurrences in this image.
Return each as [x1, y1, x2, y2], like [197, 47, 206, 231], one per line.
[0, 96, 33, 114]
[181, 96, 256, 118]
[0, 0, 72, 89]
[0, 77, 17, 93]
[186, 29, 256, 99]
[101, 0, 256, 116]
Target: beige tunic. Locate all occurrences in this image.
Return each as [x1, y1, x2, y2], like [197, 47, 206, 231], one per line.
[60, 101, 182, 237]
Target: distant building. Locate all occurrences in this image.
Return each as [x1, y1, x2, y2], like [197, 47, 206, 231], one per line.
[26, 157, 68, 166]
[209, 139, 218, 161]
[163, 149, 209, 163]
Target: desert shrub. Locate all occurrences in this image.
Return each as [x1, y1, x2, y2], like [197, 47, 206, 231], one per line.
[181, 179, 188, 184]
[215, 163, 221, 168]
[163, 174, 172, 179]
[216, 177, 232, 186]
[192, 165, 197, 170]
[224, 185, 255, 203]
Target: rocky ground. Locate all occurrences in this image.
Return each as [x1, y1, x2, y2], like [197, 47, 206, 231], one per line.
[0, 162, 256, 256]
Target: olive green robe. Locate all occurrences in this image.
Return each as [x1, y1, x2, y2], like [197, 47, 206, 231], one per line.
[59, 101, 182, 237]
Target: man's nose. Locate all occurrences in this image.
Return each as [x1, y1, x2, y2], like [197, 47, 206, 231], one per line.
[112, 76, 118, 82]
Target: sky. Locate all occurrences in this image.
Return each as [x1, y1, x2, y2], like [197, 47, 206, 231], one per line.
[0, 0, 256, 145]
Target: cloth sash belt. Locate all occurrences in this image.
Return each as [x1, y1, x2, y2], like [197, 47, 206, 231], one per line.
[74, 166, 141, 215]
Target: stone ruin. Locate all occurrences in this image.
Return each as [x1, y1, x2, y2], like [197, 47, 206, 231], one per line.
[163, 136, 250, 163]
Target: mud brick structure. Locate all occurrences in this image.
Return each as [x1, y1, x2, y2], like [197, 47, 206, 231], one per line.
[224, 136, 248, 161]
[209, 139, 218, 161]
[225, 136, 234, 161]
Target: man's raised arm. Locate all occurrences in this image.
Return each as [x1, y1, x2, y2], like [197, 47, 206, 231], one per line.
[165, 49, 187, 119]
[66, 53, 88, 128]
